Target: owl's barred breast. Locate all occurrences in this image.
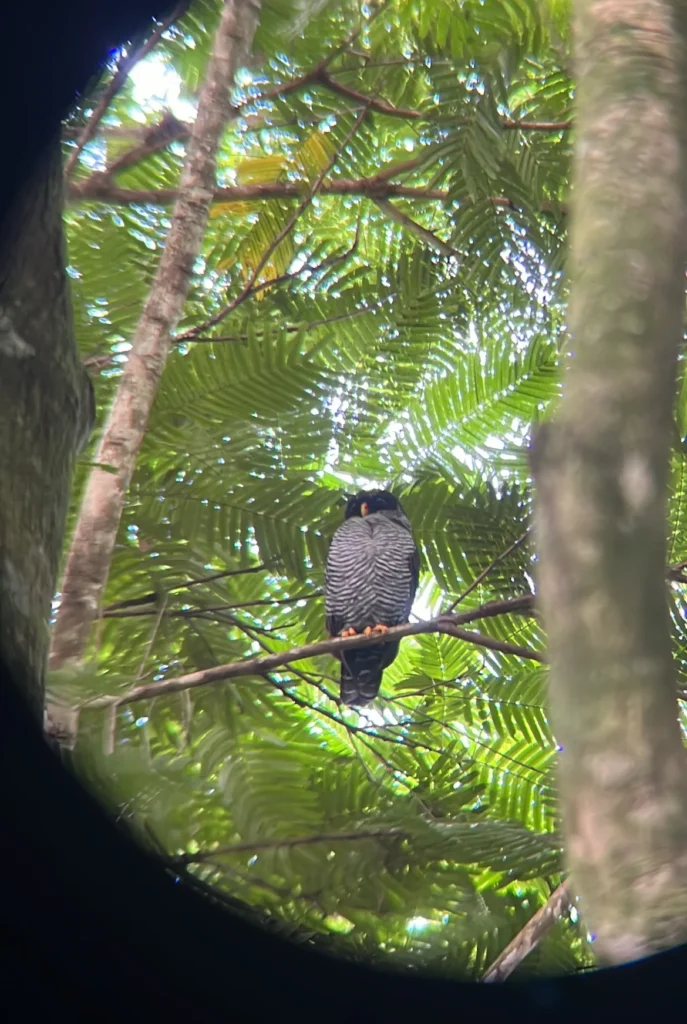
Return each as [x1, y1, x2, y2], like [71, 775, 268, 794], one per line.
[325, 511, 417, 633]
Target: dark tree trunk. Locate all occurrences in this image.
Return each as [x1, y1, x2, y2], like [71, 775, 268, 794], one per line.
[0, 139, 93, 721]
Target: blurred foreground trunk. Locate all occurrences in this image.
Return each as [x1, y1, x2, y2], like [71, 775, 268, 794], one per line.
[532, 0, 687, 964]
[0, 140, 93, 722]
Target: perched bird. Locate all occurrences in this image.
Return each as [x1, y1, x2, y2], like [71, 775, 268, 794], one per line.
[325, 489, 420, 706]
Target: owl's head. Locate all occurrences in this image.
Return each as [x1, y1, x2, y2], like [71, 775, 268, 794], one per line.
[344, 489, 401, 520]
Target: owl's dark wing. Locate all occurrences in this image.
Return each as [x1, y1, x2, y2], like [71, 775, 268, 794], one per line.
[326, 609, 344, 639]
[405, 541, 421, 620]
[324, 545, 343, 638]
[325, 519, 360, 639]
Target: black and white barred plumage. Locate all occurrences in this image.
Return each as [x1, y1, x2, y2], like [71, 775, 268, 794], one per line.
[325, 490, 420, 706]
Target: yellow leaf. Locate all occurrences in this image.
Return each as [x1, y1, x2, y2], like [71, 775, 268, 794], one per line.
[296, 131, 335, 180]
[209, 201, 259, 219]
[235, 155, 287, 185]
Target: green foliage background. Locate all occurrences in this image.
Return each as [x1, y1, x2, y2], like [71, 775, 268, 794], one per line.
[48, 0, 653, 978]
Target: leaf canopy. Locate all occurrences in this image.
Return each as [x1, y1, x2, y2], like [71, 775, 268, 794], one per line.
[54, 0, 638, 978]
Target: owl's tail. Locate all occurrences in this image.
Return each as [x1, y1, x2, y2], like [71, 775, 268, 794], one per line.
[339, 642, 400, 706]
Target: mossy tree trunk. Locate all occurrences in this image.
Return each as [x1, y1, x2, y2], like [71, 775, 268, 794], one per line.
[532, 0, 687, 963]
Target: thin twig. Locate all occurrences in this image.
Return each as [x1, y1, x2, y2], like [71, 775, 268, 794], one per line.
[103, 112, 189, 176]
[136, 593, 168, 679]
[174, 826, 408, 865]
[172, 223, 361, 331]
[177, 103, 372, 341]
[190, 301, 377, 346]
[373, 197, 461, 259]
[387, 694, 550, 776]
[104, 563, 269, 611]
[103, 592, 321, 618]
[265, 674, 450, 756]
[367, 156, 425, 181]
[448, 529, 532, 612]
[91, 7, 383, 179]
[482, 881, 573, 982]
[64, 3, 187, 177]
[316, 69, 423, 119]
[502, 119, 572, 131]
[82, 353, 117, 372]
[438, 623, 544, 663]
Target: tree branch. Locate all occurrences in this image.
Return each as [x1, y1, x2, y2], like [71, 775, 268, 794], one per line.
[448, 529, 531, 612]
[78, 595, 538, 710]
[47, 0, 264, 753]
[103, 592, 321, 618]
[173, 223, 361, 327]
[176, 102, 372, 341]
[79, 9, 378, 180]
[315, 68, 423, 119]
[67, 176, 565, 214]
[482, 881, 573, 982]
[103, 562, 270, 611]
[103, 111, 190, 176]
[173, 827, 408, 865]
[63, 116, 572, 143]
[373, 197, 462, 259]
[64, 3, 188, 177]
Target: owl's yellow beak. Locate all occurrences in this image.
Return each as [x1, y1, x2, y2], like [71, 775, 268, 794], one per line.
[361, 502, 369, 516]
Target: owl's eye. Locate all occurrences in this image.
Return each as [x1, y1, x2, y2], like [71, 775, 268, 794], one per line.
[361, 502, 369, 516]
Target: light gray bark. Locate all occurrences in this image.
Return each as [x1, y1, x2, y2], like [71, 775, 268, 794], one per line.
[482, 882, 573, 981]
[48, 0, 262, 700]
[532, 0, 687, 965]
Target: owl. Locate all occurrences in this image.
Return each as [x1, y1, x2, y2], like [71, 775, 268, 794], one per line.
[325, 490, 420, 705]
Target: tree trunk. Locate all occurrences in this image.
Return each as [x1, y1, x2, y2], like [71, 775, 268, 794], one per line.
[48, 0, 262, 694]
[531, 0, 687, 964]
[0, 139, 94, 721]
